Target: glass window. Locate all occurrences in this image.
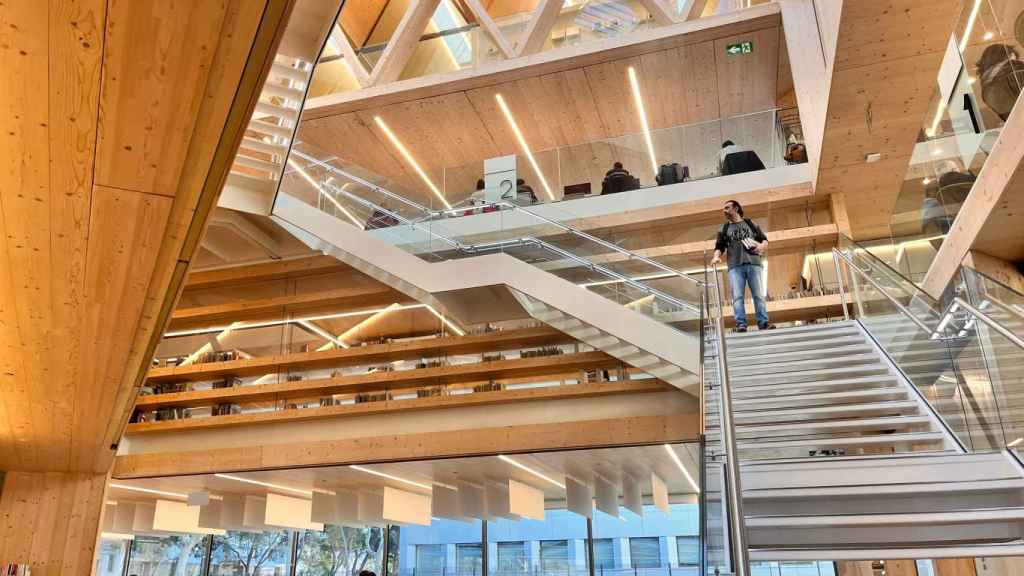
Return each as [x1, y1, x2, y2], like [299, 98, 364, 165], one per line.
[496, 542, 527, 574]
[210, 530, 293, 576]
[593, 539, 615, 570]
[95, 539, 129, 576]
[539, 540, 569, 572]
[127, 534, 207, 576]
[414, 544, 446, 576]
[296, 526, 386, 576]
[456, 543, 482, 575]
[628, 538, 660, 569]
[675, 537, 699, 567]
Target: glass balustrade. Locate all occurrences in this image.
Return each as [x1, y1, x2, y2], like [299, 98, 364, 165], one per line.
[834, 235, 1024, 452]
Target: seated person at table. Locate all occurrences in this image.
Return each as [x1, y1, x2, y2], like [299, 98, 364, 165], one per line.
[514, 178, 538, 206]
[601, 162, 638, 194]
[719, 140, 766, 175]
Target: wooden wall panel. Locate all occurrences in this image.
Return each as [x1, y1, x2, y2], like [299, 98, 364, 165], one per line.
[713, 25, 779, 117]
[934, 558, 977, 576]
[0, 472, 107, 575]
[340, 0, 391, 47]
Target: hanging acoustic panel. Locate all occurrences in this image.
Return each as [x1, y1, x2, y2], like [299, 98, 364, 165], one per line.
[508, 480, 544, 521]
[336, 491, 360, 524]
[133, 502, 156, 533]
[243, 495, 268, 529]
[358, 492, 385, 525]
[112, 502, 136, 534]
[311, 491, 337, 525]
[486, 481, 518, 519]
[566, 477, 593, 518]
[198, 500, 224, 530]
[594, 476, 618, 518]
[265, 493, 324, 531]
[457, 482, 487, 519]
[622, 475, 643, 517]
[651, 473, 669, 513]
[382, 486, 431, 525]
[153, 500, 225, 535]
[432, 485, 467, 521]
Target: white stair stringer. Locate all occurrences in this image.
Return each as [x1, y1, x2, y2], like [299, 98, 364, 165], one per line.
[272, 193, 701, 392]
[509, 290, 691, 387]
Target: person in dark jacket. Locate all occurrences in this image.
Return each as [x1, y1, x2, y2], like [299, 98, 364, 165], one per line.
[710, 200, 774, 332]
[719, 140, 766, 175]
[977, 44, 1024, 122]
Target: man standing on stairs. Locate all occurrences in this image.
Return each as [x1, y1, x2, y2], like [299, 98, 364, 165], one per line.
[711, 199, 774, 332]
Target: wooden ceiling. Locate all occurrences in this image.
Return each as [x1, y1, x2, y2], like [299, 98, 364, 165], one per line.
[296, 13, 786, 205]
[0, 0, 293, 473]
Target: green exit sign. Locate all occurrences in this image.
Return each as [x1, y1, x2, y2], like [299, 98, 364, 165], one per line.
[725, 41, 753, 55]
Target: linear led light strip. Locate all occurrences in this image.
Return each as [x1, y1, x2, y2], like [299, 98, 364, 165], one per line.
[215, 473, 314, 497]
[928, 0, 984, 137]
[109, 483, 190, 499]
[165, 303, 428, 338]
[316, 302, 402, 351]
[374, 116, 452, 209]
[664, 444, 700, 494]
[628, 66, 659, 177]
[350, 464, 433, 491]
[297, 319, 349, 349]
[494, 94, 556, 201]
[498, 454, 565, 489]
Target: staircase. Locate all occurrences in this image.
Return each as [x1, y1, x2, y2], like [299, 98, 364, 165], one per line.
[704, 320, 1024, 560]
[272, 192, 701, 391]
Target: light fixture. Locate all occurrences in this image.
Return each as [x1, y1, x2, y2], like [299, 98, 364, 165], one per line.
[494, 93, 556, 201]
[287, 158, 365, 228]
[214, 473, 313, 497]
[297, 319, 350, 350]
[498, 454, 565, 489]
[932, 148, 942, 157]
[350, 464, 433, 490]
[922, 177, 932, 185]
[317, 302, 402, 351]
[983, 31, 994, 41]
[664, 444, 701, 494]
[1008, 437, 1024, 448]
[178, 321, 244, 367]
[374, 116, 451, 209]
[425, 305, 466, 336]
[108, 483, 189, 499]
[164, 304, 427, 338]
[628, 66, 659, 177]
[960, 0, 983, 53]
[968, 76, 977, 84]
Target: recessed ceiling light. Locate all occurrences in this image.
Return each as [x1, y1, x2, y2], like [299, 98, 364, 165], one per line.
[983, 31, 995, 41]
[664, 444, 700, 494]
[350, 464, 433, 490]
[865, 153, 882, 163]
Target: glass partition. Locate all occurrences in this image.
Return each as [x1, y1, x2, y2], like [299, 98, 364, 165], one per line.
[96, 539, 130, 576]
[210, 530, 294, 576]
[296, 526, 386, 576]
[127, 533, 207, 576]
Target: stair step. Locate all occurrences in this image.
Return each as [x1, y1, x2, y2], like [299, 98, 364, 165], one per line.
[234, 154, 283, 174]
[255, 101, 299, 123]
[743, 478, 1024, 500]
[270, 61, 309, 82]
[731, 375, 901, 397]
[727, 323, 859, 345]
[746, 507, 1024, 528]
[728, 343, 873, 365]
[248, 118, 293, 139]
[239, 136, 289, 156]
[736, 431, 947, 452]
[223, 172, 278, 195]
[730, 387, 908, 409]
[728, 353, 883, 377]
[731, 365, 891, 387]
[722, 401, 922, 424]
[261, 81, 306, 102]
[748, 542, 1024, 562]
[729, 415, 931, 438]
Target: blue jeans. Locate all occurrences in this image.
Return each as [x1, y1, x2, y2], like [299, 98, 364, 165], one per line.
[728, 264, 768, 328]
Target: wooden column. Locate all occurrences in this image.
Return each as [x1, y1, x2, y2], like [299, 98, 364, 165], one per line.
[964, 250, 1024, 294]
[934, 558, 977, 576]
[0, 472, 108, 575]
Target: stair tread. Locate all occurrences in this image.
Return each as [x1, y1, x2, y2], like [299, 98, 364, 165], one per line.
[743, 478, 1024, 500]
[736, 431, 946, 450]
[746, 506, 1024, 527]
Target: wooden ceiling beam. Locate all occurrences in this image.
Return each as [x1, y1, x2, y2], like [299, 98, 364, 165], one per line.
[334, 23, 372, 87]
[369, 0, 444, 86]
[463, 0, 516, 59]
[515, 0, 563, 57]
[638, 0, 679, 26]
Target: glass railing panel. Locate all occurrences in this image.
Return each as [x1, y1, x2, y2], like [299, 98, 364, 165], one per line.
[961, 266, 1024, 339]
[840, 235, 943, 323]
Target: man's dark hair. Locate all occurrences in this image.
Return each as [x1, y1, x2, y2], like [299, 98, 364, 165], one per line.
[516, 178, 525, 185]
[476, 179, 485, 190]
[725, 199, 743, 216]
[613, 161, 623, 169]
[722, 140, 735, 148]
[359, 571, 377, 576]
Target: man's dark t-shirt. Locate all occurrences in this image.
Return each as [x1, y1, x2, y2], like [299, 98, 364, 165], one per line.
[715, 219, 768, 269]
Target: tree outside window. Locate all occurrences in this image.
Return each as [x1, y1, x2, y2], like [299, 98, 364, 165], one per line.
[296, 526, 385, 576]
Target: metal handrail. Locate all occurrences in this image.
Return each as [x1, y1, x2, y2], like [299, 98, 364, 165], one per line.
[290, 149, 705, 290]
[954, 297, 1024, 350]
[832, 248, 939, 337]
[708, 269, 749, 576]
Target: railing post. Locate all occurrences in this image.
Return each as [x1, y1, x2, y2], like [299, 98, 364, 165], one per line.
[710, 270, 749, 576]
[832, 250, 850, 321]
